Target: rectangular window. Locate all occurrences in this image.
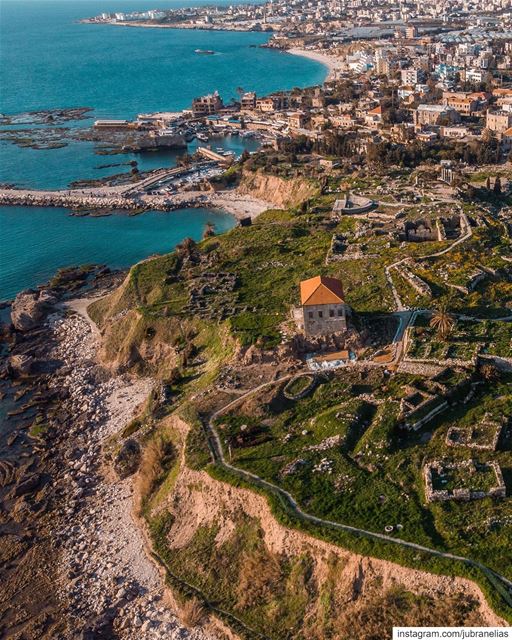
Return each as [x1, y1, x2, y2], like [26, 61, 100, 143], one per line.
[329, 309, 335, 318]
[308, 311, 313, 319]
[338, 309, 344, 317]
[318, 311, 323, 318]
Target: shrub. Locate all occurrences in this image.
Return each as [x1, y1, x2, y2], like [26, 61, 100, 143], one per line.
[180, 597, 206, 627]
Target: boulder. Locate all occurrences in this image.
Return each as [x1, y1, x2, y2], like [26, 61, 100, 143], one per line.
[113, 439, 141, 479]
[11, 289, 56, 332]
[13, 473, 42, 497]
[8, 354, 35, 377]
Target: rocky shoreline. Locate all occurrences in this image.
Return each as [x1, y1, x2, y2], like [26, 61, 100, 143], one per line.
[0, 187, 271, 221]
[0, 275, 217, 639]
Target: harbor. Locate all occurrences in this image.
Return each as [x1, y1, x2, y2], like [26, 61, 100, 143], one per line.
[0, 165, 270, 219]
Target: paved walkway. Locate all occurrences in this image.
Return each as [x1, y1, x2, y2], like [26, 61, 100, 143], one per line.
[202, 377, 512, 611]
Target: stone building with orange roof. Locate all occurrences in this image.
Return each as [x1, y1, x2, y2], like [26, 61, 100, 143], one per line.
[293, 275, 350, 337]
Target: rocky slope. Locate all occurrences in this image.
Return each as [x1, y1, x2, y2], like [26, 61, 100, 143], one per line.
[0, 284, 221, 639]
[48, 308, 218, 639]
[237, 169, 318, 208]
[153, 417, 505, 638]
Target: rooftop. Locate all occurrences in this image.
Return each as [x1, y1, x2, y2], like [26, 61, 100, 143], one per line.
[300, 276, 345, 306]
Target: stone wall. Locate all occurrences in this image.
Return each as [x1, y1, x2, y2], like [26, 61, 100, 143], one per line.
[424, 460, 506, 503]
[302, 303, 349, 337]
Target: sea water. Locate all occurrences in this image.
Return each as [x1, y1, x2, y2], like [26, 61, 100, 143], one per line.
[0, 0, 327, 297]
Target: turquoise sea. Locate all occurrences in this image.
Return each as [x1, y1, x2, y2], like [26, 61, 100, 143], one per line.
[0, 206, 235, 300]
[0, 0, 327, 299]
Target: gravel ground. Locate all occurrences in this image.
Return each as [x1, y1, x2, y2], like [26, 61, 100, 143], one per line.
[47, 310, 216, 639]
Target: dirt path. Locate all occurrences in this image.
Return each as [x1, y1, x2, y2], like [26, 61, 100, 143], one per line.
[203, 377, 512, 616]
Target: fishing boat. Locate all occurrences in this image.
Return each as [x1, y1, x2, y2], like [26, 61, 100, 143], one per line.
[194, 49, 215, 55]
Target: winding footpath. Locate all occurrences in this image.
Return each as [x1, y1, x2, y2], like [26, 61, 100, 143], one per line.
[202, 376, 512, 613]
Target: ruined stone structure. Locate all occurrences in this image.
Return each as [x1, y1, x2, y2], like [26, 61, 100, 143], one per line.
[398, 215, 467, 243]
[424, 460, 506, 502]
[332, 192, 375, 216]
[293, 276, 350, 337]
[396, 265, 432, 297]
[446, 417, 504, 451]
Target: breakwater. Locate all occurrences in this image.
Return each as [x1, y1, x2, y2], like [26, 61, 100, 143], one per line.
[1, 190, 159, 212]
[0, 189, 205, 213]
[0, 190, 139, 211]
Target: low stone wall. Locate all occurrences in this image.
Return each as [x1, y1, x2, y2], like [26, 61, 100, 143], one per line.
[396, 265, 432, 298]
[283, 374, 317, 400]
[405, 400, 448, 431]
[479, 354, 512, 372]
[424, 459, 506, 503]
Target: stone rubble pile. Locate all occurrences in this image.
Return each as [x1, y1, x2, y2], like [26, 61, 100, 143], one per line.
[45, 312, 214, 639]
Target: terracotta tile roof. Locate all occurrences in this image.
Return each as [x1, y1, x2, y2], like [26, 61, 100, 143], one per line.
[300, 276, 345, 306]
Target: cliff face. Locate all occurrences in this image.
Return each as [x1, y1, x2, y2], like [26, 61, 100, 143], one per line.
[238, 170, 318, 208]
[87, 269, 181, 378]
[151, 418, 504, 640]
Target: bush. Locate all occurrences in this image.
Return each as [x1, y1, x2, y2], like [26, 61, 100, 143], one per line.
[180, 597, 206, 627]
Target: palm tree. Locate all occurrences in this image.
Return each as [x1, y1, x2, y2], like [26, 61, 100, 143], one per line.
[429, 304, 455, 340]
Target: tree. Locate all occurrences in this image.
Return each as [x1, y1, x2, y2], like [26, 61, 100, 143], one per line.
[429, 304, 455, 340]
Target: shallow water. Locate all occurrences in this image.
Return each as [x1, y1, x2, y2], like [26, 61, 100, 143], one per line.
[0, 206, 235, 300]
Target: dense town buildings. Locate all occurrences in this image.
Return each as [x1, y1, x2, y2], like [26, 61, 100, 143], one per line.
[83, 0, 512, 164]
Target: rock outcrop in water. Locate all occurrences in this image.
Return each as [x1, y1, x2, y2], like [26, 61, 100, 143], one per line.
[11, 289, 56, 331]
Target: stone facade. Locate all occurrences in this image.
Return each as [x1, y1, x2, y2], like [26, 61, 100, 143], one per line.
[295, 275, 350, 338]
[299, 302, 349, 336]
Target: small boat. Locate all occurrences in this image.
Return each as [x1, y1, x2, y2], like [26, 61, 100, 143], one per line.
[194, 49, 215, 55]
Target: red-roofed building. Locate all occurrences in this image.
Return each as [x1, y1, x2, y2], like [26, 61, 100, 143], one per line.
[294, 276, 350, 336]
[365, 104, 383, 125]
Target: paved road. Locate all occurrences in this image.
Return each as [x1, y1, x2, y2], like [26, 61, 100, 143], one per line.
[203, 376, 512, 611]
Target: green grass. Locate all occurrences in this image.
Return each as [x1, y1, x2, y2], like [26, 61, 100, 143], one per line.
[210, 369, 512, 589]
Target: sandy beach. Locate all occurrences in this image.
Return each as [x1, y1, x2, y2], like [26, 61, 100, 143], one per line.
[190, 189, 272, 220]
[0, 183, 273, 222]
[287, 47, 344, 81]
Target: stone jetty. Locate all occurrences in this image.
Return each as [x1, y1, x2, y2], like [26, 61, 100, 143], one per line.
[0, 188, 220, 215]
[0, 184, 271, 220]
[0, 188, 173, 212]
